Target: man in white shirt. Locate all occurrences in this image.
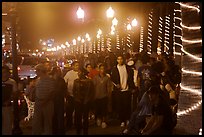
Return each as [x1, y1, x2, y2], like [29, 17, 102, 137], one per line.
[111, 55, 135, 127]
[64, 61, 79, 130]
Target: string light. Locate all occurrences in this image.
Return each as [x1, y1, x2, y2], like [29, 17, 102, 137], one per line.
[175, 26, 182, 30]
[177, 2, 200, 13]
[181, 47, 201, 63]
[181, 38, 202, 44]
[180, 84, 202, 95]
[177, 100, 202, 116]
[174, 51, 182, 56]
[174, 34, 182, 38]
[180, 23, 201, 30]
[182, 68, 202, 76]
[174, 42, 183, 47]
[174, 9, 181, 12]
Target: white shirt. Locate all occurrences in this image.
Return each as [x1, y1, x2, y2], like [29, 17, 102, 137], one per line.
[64, 70, 79, 96]
[117, 64, 128, 91]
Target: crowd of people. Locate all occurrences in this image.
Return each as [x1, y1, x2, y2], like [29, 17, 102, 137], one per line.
[2, 51, 181, 135]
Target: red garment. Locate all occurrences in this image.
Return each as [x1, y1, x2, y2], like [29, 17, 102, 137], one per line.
[88, 69, 99, 79]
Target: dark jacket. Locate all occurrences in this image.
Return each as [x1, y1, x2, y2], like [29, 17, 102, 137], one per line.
[111, 65, 135, 91]
[73, 78, 94, 104]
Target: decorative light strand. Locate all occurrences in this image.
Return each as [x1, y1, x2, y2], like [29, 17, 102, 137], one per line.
[174, 42, 183, 47]
[182, 68, 202, 76]
[174, 51, 182, 56]
[177, 100, 202, 116]
[180, 22, 201, 30]
[177, 2, 200, 13]
[181, 47, 202, 62]
[181, 38, 202, 44]
[180, 84, 202, 95]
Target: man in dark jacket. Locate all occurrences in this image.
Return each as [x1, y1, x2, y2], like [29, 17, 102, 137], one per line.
[111, 54, 135, 127]
[73, 70, 94, 135]
[49, 67, 67, 135]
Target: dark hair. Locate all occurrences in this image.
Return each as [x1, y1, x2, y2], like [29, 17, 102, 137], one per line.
[116, 54, 124, 59]
[85, 63, 91, 68]
[71, 61, 79, 67]
[99, 63, 105, 68]
[2, 65, 10, 73]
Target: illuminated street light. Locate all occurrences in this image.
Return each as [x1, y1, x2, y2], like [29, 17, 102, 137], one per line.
[73, 39, 76, 45]
[85, 33, 90, 39]
[76, 7, 85, 20]
[65, 41, 69, 45]
[61, 44, 66, 49]
[77, 36, 81, 41]
[106, 6, 114, 18]
[87, 37, 91, 41]
[81, 38, 85, 43]
[112, 17, 118, 26]
[131, 18, 138, 27]
[36, 49, 39, 52]
[127, 23, 132, 30]
[42, 42, 46, 46]
[98, 29, 102, 35]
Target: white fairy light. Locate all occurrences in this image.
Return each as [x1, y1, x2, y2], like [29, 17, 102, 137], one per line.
[182, 68, 202, 76]
[174, 9, 181, 12]
[174, 34, 182, 38]
[182, 50, 200, 64]
[175, 26, 182, 30]
[180, 23, 201, 30]
[174, 51, 182, 56]
[180, 84, 202, 95]
[174, 42, 183, 47]
[181, 38, 202, 44]
[177, 100, 202, 116]
[177, 2, 200, 12]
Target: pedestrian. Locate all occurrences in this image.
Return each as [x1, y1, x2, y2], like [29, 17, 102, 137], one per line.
[137, 53, 153, 102]
[2, 65, 18, 135]
[32, 64, 56, 135]
[63, 61, 80, 130]
[93, 64, 112, 128]
[73, 70, 95, 135]
[49, 66, 67, 135]
[111, 54, 135, 127]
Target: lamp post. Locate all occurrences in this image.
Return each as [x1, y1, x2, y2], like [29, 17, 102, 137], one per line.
[8, 3, 23, 135]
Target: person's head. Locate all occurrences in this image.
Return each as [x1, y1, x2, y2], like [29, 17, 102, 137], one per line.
[2, 65, 11, 81]
[35, 64, 47, 77]
[147, 86, 160, 104]
[71, 61, 79, 72]
[117, 54, 124, 65]
[99, 63, 105, 75]
[85, 64, 92, 73]
[141, 53, 150, 65]
[44, 61, 52, 72]
[49, 66, 62, 79]
[78, 69, 86, 79]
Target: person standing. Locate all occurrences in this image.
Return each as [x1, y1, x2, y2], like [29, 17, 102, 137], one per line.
[93, 64, 112, 128]
[73, 70, 94, 135]
[49, 67, 67, 135]
[32, 64, 56, 135]
[2, 65, 18, 135]
[111, 55, 135, 127]
[63, 61, 80, 130]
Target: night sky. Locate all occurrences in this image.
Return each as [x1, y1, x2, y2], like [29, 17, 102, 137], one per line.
[3, 2, 157, 50]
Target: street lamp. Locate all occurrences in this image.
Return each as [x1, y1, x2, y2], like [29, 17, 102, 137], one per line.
[76, 6, 85, 22]
[106, 6, 114, 18]
[112, 17, 118, 26]
[73, 39, 76, 45]
[131, 18, 138, 27]
[127, 23, 132, 30]
[77, 36, 81, 41]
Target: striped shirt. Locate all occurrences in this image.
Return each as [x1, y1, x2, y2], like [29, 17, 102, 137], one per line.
[35, 76, 55, 101]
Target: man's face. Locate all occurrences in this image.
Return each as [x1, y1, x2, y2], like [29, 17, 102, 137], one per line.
[99, 66, 105, 74]
[117, 56, 124, 65]
[73, 63, 79, 71]
[86, 65, 92, 73]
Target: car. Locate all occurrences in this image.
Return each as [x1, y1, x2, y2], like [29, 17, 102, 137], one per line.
[18, 56, 49, 80]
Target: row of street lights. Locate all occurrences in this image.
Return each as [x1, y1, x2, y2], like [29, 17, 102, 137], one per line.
[46, 6, 139, 55]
